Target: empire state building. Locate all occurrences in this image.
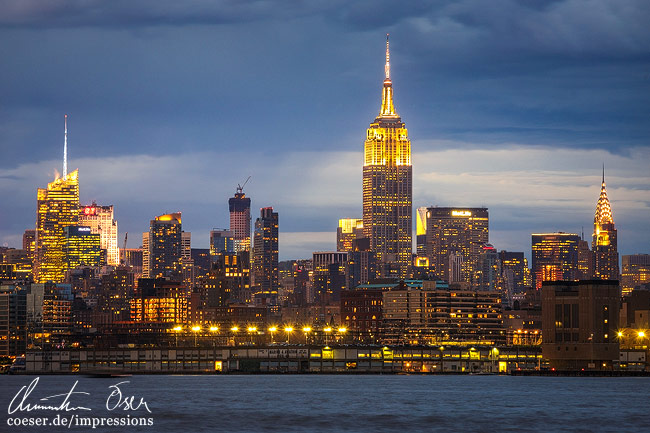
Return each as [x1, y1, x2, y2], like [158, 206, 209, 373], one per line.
[362, 35, 412, 277]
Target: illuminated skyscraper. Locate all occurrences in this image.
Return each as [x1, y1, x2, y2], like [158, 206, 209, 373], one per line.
[143, 213, 182, 280]
[337, 218, 364, 252]
[362, 35, 412, 278]
[424, 207, 489, 285]
[531, 233, 580, 290]
[592, 170, 619, 281]
[229, 185, 251, 253]
[64, 226, 103, 270]
[35, 170, 80, 283]
[79, 203, 119, 266]
[252, 207, 278, 291]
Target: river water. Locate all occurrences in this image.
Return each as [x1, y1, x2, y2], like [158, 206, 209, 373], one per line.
[2, 375, 648, 432]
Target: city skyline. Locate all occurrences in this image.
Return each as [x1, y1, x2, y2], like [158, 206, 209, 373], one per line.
[1, 1, 649, 260]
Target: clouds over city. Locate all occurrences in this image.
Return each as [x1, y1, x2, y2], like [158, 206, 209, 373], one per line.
[0, 0, 648, 259]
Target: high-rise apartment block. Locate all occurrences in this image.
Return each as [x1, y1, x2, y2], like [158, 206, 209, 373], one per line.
[79, 203, 119, 266]
[592, 172, 619, 281]
[35, 170, 80, 283]
[229, 187, 251, 253]
[423, 207, 489, 285]
[362, 36, 412, 278]
[143, 213, 182, 280]
[531, 233, 580, 289]
[252, 207, 278, 292]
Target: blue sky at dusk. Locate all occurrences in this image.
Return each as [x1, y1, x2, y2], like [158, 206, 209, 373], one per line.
[1, 0, 649, 260]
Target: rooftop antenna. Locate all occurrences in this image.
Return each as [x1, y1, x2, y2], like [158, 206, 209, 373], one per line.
[602, 163, 605, 184]
[63, 114, 68, 177]
[237, 176, 251, 194]
[385, 33, 390, 80]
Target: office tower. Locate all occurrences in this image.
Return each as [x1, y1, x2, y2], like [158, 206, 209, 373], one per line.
[337, 218, 364, 252]
[199, 251, 251, 308]
[531, 233, 580, 289]
[210, 229, 235, 256]
[499, 251, 530, 293]
[64, 226, 103, 270]
[229, 185, 251, 253]
[621, 254, 650, 295]
[592, 170, 619, 280]
[22, 230, 36, 257]
[79, 203, 119, 266]
[362, 35, 412, 278]
[312, 251, 348, 304]
[424, 207, 489, 285]
[252, 207, 278, 291]
[35, 170, 80, 283]
[143, 213, 182, 279]
[541, 280, 619, 370]
[181, 232, 191, 260]
[577, 238, 595, 280]
[347, 250, 377, 290]
[477, 244, 499, 292]
[130, 279, 188, 323]
[416, 207, 427, 256]
[121, 248, 143, 277]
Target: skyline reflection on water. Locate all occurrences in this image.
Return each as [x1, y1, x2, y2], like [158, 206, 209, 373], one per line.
[2, 375, 649, 432]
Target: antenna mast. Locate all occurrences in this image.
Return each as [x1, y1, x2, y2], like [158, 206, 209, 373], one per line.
[63, 114, 68, 177]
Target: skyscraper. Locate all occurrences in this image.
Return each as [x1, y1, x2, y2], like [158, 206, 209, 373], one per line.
[337, 218, 364, 252]
[592, 170, 619, 281]
[143, 212, 182, 279]
[229, 185, 251, 253]
[63, 226, 103, 270]
[252, 207, 278, 292]
[362, 35, 412, 278]
[423, 207, 489, 285]
[79, 203, 119, 266]
[531, 233, 580, 289]
[35, 170, 80, 283]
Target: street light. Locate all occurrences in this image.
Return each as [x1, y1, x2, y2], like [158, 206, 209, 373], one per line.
[324, 327, 332, 344]
[338, 327, 347, 343]
[209, 326, 219, 348]
[302, 327, 311, 344]
[191, 325, 201, 346]
[173, 325, 183, 347]
[248, 326, 257, 343]
[268, 326, 277, 343]
[284, 326, 294, 343]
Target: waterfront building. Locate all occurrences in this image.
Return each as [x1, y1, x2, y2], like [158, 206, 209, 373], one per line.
[131, 278, 188, 323]
[229, 186, 251, 253]
[35, 170, 80, 283]
[541, 280, 619, 370]
[79, 203, 119, 266]
[0, 283, 27, 356]
[252, 207, 278, 292]
[592, 171, 619, 281]
[64, 226, 103, 270]
[531, 233, 580, 290]
[341, 287, 383, 341]
[143, 212, 183, 280]
[337, 218, 364, 252]
[423, 207, 489, 285]
[621, 254, 650, 294]
[362, 35, 412, 278]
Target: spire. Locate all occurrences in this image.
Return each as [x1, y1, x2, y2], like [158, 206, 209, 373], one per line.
[594, 168, 613, 224]
[385, 33, 390, 80]
[63, 114, 68, 178]
[379, 34, 397, 118]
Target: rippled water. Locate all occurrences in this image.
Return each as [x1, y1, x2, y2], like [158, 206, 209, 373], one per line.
[2, 375, 648, 432]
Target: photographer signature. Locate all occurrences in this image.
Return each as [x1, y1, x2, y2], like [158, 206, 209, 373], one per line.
[8, 377, 151, 414]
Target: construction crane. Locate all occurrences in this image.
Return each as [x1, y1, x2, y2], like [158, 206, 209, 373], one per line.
[236, 176, 251, 194]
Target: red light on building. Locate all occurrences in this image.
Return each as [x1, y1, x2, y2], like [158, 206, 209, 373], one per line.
[83, 206, 96, 216]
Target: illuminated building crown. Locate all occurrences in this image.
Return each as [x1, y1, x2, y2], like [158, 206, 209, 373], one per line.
[378, 33, 398, 119]
[594, 170, 613, 225]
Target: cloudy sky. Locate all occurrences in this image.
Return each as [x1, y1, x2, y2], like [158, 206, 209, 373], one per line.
[1, 0, 649, 260]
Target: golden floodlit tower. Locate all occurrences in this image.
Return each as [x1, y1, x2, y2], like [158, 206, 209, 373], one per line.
[34, 115, 80, 283]
[362, 35, 412, 278]
[592, 168, 619, 281]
